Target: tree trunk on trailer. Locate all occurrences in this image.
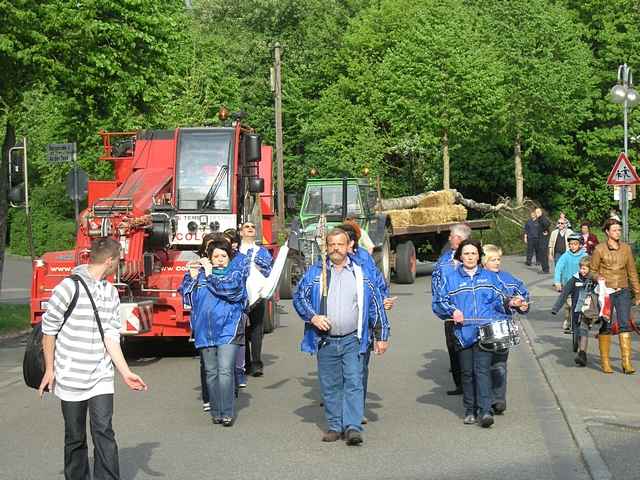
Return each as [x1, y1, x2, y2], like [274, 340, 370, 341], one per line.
[442, 128, 450, 190]
[514, 133, 523, 206]
[379, 193, 430, 211]
[0, 119, 16, 291]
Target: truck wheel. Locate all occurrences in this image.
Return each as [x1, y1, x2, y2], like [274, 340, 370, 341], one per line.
[263, 299, 279, 334]
[374, 231, 391, 285]
[395, 240, 417, 284]
[279, 255, 304, 299]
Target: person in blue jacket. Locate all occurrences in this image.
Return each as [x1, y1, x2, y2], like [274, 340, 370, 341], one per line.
[179, 239, 248, 427]
[238, 221, 273, 378]
[293, 228, 390, 445]
[553, 232, 587, 333]
[432, 223, 471, 396]
[482, 244, 530, 415]
[339, 221, 396, 424]
[433, 239, 526, 428]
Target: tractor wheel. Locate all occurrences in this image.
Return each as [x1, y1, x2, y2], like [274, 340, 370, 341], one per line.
[373, 230, 391, 285]
[279, 254, 305, 299]
[395, 240, 417, 284]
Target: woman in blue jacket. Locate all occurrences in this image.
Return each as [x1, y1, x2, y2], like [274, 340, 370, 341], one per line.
[433, 239, 522, 428]
[179, 239, 248, 427]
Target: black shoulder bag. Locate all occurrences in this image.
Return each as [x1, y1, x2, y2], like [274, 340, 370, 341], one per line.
[23, 274, 106, 390]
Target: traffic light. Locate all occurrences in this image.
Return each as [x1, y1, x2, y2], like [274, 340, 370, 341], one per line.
[8, 147, 25, 205]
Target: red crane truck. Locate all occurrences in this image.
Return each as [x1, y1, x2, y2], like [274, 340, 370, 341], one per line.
[30, 113, 280, 339]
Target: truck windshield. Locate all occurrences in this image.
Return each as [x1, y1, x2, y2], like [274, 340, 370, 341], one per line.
[176, 130, 233, 210]
[302, 184, 362, 217]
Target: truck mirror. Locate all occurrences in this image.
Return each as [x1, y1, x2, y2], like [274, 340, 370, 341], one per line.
[248, 177, 264, 193]
[286, 193, 297, 210]
[244, 134, 261, 162]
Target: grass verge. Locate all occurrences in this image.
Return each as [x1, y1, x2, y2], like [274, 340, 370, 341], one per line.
[0, 304, 30, 335]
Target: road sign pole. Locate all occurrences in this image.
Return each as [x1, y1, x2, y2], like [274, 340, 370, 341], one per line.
[73, 149, 79, 228]
[622, 94, 630, 242]
[22, 137, 35, 260]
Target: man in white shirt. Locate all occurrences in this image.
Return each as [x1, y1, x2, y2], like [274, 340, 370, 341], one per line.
[239, 221, 273, 377]
[39, 238, 147, 480]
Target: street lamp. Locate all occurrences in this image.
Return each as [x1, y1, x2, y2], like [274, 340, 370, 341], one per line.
[610, 64, 640, 242]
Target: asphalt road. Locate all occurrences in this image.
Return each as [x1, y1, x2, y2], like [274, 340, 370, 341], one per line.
[0, 258, 592, 480]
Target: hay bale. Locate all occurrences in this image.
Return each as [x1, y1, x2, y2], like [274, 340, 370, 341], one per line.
[386, 209, 414, 227]
[386, 204, 467, 228]
[417, 190, 456, 208]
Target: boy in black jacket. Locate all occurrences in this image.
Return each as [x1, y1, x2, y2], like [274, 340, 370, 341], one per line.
[551, 256, 598, 366]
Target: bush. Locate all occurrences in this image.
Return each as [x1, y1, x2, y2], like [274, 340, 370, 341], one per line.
[479, 216, 525, 255]
[9, 183, 76, 256]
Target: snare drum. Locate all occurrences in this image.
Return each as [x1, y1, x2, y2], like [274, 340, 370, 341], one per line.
[478, 319, 520, 352]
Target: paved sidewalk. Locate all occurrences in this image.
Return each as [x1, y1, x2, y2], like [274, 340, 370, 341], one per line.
[0, 255, 31, 304]
[503, 255, 640, 480]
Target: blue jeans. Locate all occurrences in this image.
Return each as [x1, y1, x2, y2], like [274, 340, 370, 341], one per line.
[317, 333, 364, 433]
[490, 349, 509, 404]
[459, 344, 493, 417]
[201, 344, 239, 418]
[599, 288, 632, 334]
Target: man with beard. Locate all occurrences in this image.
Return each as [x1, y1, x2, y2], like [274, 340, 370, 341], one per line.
[293, 228, 390, 445]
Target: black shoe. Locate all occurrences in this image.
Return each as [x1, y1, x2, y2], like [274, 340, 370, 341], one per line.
[345, 429, 363, 446]
[479, 414, 494, 428]
[492, 401, 506, 415]
[222, 416, 234, 427]
[212, 417, 223, 425]
[251, 364, 263, 377]
[575, 350, 587, 367]
[322, 430, 341, 442]
[525, 262, 532, 266]
[446, 387, 463, 396]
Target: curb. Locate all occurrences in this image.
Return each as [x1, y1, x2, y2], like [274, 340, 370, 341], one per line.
[519, 316, 612, 480]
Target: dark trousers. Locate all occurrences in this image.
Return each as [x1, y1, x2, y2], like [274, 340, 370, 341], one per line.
[526, 239, 537, 265]
[246, 300, 265, 370]
[61, 394, 119, 480]
[200, 352, 209, 404]
[459, 344, 493, 416]
[444, 322, 461, 388]
[536, 235, 550, 273]
[490, 349, 509, 404]
[362, 347, 372, 411]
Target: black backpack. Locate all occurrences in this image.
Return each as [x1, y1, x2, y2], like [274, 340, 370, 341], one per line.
[23, 274, 105, 390]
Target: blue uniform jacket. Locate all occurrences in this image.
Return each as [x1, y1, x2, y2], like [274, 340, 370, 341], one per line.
[494, 270, 529, 320]
[293, 255, 390, 354]
[431, 249, 457, 320]
[432, 265, 511, 348]
[243, 245, 272, 277]
[352, 248, 389, 299]
[178, 256, 249, 349]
